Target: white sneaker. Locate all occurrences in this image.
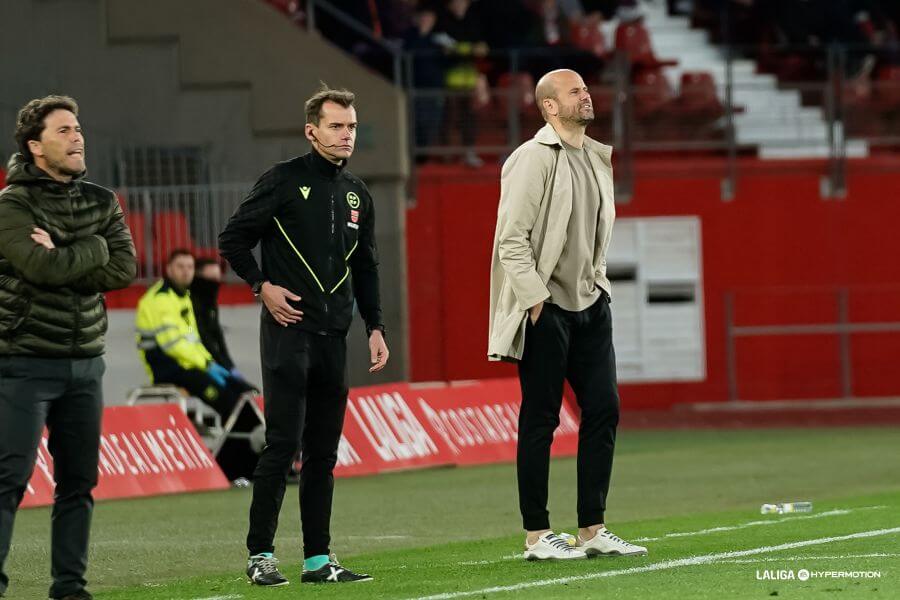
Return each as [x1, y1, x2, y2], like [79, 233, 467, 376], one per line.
[524, 531, 588, 561]
[578, 527, 648, 557]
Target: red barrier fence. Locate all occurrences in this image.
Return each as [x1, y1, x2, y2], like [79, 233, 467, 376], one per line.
[335, 378, 577, 476]
[22, 405, 230, 508]
[25, 379, 575, 507]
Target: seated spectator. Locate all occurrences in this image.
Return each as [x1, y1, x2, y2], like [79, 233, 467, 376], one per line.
[135, 248, 258, 480]
[436, 0, 491, 167]
[404, 5, 449, 153]
[190, 257, 257, 392]
[526, 0, 609, 76]
[379, 0, 419, 41]
[480, 0, 544, 50]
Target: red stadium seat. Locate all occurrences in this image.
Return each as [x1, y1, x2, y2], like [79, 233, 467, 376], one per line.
[570, 19, 608, 59]
[152, 210, 196, 268]
[633, 68, 675, 117]
[873, 66, 900, 112]
[614, 20, 677, 71]
[675, 71, 724, 118]
[124, 211, 147, 277]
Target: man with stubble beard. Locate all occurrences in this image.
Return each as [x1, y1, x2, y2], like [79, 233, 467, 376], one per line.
[488, 70, 648, 561]
[0, 96, 136, 600]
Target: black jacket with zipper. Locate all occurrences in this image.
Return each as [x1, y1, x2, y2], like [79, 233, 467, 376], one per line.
[218, 150, 383, 337]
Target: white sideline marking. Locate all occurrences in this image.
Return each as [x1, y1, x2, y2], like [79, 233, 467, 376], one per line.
[458, 554, 520, 566]
[346, 535, 411, 540]
[715, 552, 900, 564]
[632, 506, 886, 542]
[190, 595, 242, 600]
[409, 526, 900, 600]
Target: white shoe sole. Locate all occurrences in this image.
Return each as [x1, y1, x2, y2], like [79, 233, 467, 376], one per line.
[524, 551, 587, 561]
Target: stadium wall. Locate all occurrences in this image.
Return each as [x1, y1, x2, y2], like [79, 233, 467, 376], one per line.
[0, 0, 411, 384]
[407, 160, 900, 408]
[0, 0, 407, 180]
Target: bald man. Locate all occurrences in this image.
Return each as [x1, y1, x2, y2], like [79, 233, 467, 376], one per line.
[488, 69, 647, 560]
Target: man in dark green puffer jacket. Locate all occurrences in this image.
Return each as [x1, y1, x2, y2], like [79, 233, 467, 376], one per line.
[0, 96, 136, 600]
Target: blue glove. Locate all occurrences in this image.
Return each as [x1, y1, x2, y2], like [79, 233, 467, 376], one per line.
[229, 367, 243, 380]
[206, 362, 229, 388]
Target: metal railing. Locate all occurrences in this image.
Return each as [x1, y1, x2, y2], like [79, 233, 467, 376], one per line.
[400, 43, 900, 201]
[120, 183, 253, 282]
[304, 0, 403, 86]
[724, 287, 900, 402]
[1, 129, 211, 192]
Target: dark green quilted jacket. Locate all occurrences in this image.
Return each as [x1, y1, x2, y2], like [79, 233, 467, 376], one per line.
[0, 153, 136, 357]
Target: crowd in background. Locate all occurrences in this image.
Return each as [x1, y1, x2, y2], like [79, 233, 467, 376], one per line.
[266, 0, 900, 164]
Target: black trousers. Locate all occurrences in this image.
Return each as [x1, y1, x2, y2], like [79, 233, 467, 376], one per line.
[516, 296, 620, 531]
[150, 364, 259, 480]
[0, 355, 104, 599]
[247, 313, 349, 559]
[150, 363, 248, 418]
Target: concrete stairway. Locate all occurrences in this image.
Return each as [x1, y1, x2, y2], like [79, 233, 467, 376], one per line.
[639, 0, 867, 159]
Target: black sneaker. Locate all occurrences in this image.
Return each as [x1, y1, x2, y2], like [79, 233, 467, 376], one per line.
[247, 553, 289, 586]
[51, 592, 93, 600]
[301, 554, 373, 583]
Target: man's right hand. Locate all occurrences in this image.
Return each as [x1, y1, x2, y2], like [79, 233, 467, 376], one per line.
[260, 282, 303, 327]
[529, 301, 544, 325]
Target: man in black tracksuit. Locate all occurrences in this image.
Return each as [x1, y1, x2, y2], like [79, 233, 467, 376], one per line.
[218, 86, 388, 586]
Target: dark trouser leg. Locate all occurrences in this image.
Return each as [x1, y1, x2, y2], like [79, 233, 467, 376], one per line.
[0, 357, 61, 597]
[516, 305, 571, 531]
[246, 316, 310, 555]
[153, 366, 238, 418]
[460, 95, 477, 147]
[153, 366, 254, 480]
[47, 357, 104, 599]
[415, 97, 437, 148]
[215, 377, 264, 481]
[299, 335, 348, 559]
[567, 296, 620, 528]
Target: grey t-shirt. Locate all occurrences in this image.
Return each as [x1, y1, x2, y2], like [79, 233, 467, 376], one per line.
[547, 141, 602, 311]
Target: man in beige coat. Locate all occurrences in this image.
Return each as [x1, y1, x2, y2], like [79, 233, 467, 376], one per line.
[488, 69, 647, 560]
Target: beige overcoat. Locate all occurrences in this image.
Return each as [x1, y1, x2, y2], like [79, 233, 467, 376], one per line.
[487, 123, 616, 361]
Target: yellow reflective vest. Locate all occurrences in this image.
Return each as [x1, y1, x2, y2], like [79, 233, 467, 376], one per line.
[135, 279, 212, 379]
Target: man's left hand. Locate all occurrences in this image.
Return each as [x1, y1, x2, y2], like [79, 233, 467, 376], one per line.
[368, 330, 389, 373]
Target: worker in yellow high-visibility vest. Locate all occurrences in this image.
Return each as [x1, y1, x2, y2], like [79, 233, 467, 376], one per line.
[135, 248, 256, 479]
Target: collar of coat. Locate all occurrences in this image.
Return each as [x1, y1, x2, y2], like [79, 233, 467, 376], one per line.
[306, 148, 347, 180]
[533, 123, 613, 163]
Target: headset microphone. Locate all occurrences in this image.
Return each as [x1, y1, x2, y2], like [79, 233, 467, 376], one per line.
[310, 132, 339, 148]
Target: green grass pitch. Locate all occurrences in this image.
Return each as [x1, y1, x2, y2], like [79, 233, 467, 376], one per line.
[6, 428, 900, 599]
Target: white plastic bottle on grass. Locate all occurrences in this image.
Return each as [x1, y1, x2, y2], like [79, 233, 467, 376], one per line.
[760, 502, 813, 515]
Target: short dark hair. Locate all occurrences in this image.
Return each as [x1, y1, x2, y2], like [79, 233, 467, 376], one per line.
[14, 95, 79, 163]
[194, 257, 220, 271]
[166, 248, 194, 265]
[304, 84, 355, 126]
